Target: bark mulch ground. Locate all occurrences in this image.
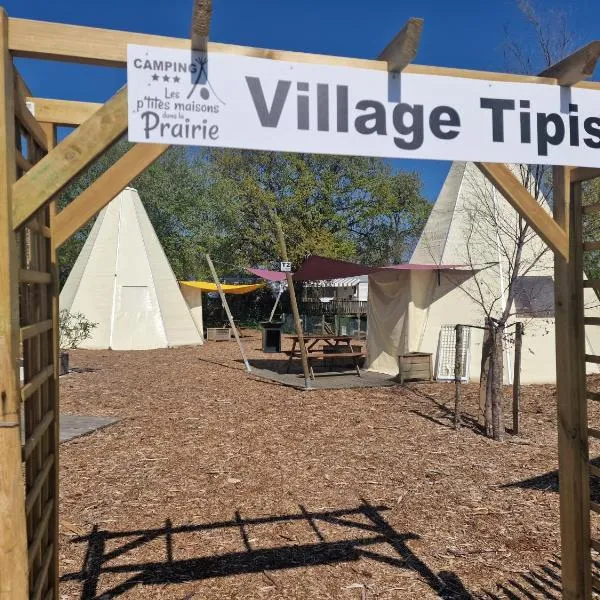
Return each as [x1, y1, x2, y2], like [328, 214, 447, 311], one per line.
[58, 333, 599, 599]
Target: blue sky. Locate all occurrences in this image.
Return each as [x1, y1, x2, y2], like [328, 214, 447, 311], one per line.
[7, 0, 600, 201]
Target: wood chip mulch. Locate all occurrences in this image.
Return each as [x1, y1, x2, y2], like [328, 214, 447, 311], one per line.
[57, 333, 600, 599]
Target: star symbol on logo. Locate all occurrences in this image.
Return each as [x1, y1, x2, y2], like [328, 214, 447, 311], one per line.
[173, 76, 180, 83]
[151, 74, 159, 81]
[163, 75, 170, 82]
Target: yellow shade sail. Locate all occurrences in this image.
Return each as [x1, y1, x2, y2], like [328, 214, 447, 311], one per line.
[180, 281, 265, 295]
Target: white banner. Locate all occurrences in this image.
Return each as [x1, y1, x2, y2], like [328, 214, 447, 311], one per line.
[127, 44, 600, 167]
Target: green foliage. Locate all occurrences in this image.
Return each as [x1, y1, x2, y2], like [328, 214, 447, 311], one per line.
[58, 142, 430, 285]
[59, 309, 98, 350]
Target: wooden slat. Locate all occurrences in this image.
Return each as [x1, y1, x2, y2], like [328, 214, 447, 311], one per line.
[584, 280, 600, 288]
[22, 408, 54, 461]
[588, 390, 600, 402]
[591, 538, 600, 553]
[584, 241, 600, 251]
[54, 142, 169, 247]
[30, 542, 53, 600]
[0, 7, 29, 597]
[475, 162, 569, 259]
[583, 204, 600, 216]
[25, 453, 54, 514]
[590, 463, 600, 477]
[27, 498, 54, 567]
[588, 427, 600, 439]
[25, 219, 51, 238]
[378, 17, 423, 71]
[571, 167, 600, 183]
[26, 97, 102, 126]
[591, 500, 600, 514]
[20, 319, 52, 342]
[16, 149, 32, 172]
[586, 355, 600, 364]
[539, 41, 600, 85]
[12, 86, 127, 228]
[19, 268, 52, 284]
[593, 575, 600, 592]
[191, 0, 212, 52]
[13, 71, 46, 150]
[585, 318, 600, 326]
[21, 364, 53, 402]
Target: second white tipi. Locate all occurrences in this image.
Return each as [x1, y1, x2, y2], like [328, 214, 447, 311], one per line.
[60, 187, 203, 350]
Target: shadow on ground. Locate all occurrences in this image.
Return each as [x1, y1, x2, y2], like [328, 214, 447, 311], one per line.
[63, 498, 473, 599]
[62, 497, 576, 600]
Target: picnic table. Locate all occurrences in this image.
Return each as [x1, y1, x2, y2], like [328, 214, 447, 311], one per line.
[285, 334, 363, 378]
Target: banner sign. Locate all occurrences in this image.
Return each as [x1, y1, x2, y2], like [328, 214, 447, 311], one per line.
[127, 44, 600, 167]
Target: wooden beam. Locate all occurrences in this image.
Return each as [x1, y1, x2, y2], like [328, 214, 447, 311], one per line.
[571, 166, 600, 183]
[12, 86, 127, 229]
[53, 142, 169, 247]
[378, 17, 423, 72]
[191, 0, 212, 52]
[540, 41, 600, 86]
[11, 16, 600, 90]
[553, 167, 592, 599]
[474, 162, 569, 260]
[0, 6, 29, 599]
[26, 97, 102, 126]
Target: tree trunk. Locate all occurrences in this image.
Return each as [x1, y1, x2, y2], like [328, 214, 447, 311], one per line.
[480, 318, 493, 436]
[490, 324, 505, 441]
[454, 324, 463, 430]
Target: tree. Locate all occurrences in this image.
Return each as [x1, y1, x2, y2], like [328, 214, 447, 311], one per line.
[58, 144, 430, 288]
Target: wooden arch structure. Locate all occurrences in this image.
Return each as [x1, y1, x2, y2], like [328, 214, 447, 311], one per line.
[1, 3, 600, 598]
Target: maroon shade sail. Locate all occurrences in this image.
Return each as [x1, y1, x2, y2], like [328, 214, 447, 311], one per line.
[247, 255, 467, 283]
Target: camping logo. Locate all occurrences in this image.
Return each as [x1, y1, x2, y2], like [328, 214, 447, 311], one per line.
[130, 48, 225, 143]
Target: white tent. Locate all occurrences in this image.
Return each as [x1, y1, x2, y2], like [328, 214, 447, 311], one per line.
[60, 187, 203, 350]
[367, 161, 600, 384]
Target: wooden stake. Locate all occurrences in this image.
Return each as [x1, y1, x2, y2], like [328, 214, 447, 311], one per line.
[0, 7, 29, 598]
[205, 254, 251, 373]
[553, 166, 591, 599]
[271, 214, 312, 390]
[512, 322, 523, 436]
[454, 324, 463, 430]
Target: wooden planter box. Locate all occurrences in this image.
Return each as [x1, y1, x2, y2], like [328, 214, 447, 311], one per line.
[398, 352, 433, 384]
[206, 327, 231, 341]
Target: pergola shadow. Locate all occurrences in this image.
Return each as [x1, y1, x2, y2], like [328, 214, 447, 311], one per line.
[61, 498, 472, 599]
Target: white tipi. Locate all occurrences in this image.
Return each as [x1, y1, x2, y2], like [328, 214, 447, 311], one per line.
[367, 161, 600, 383]
[60, 187, 203, 350]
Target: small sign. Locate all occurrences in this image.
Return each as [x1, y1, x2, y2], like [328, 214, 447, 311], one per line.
[280, 262, 292, 272]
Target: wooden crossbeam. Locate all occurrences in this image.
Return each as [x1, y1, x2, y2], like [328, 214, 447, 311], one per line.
[11, 16, 600, 90]
[474, 162, 569, 259]
[378, 17, 423, 72]
[191, 0, 212, 52]
[53, 142, 169, 247]
[12, 86, 127, 229]
[540, 41, 600, 86]
[571, 167, 600, 183]
[26, 97, 102, 126]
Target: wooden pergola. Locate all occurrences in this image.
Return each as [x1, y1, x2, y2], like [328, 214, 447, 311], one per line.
[1, 3, 600, 598]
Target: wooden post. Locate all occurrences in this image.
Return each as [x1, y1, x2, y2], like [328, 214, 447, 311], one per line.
[0, 8, 29, 599]
[512, 322, 523, 436]
[205, 254, 251, 373]
[271, 214, 312, 390]
[268, 285, 283, 322]
[553, 166, 591, 600]
[454, 324, 463, 430]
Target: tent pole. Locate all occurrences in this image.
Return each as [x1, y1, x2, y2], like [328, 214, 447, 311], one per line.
[268, 286, 283, 322]
[271, 213, 313, 390]
[205, 254, 251, 373]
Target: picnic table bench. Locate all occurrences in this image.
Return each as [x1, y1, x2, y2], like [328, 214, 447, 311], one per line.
[285, 334, 363, 379]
